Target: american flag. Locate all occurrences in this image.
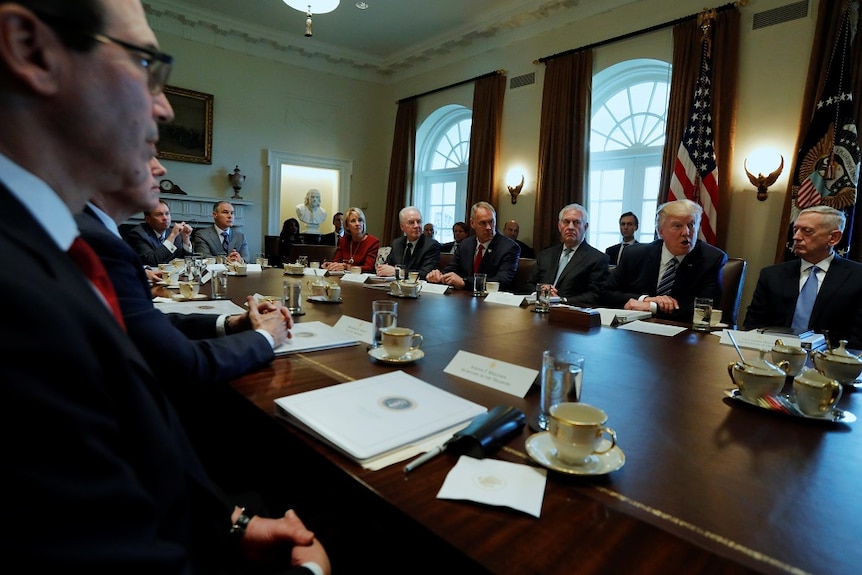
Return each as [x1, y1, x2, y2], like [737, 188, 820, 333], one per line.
[668, 33, 719, 245]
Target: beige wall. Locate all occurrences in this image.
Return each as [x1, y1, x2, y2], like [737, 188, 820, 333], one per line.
[151, 0, 817, 323]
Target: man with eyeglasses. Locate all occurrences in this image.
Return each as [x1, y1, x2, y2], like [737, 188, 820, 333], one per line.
[0, 2, 329, 573]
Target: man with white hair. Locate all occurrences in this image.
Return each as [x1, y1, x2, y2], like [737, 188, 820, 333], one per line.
[601, 199, 727, 321]
[377, 206, 441, 279]
[744, 205, 862, 347]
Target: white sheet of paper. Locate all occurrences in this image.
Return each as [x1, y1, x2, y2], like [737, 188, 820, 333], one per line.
[719, 329, 791, 350]
[420, 282, 449, 295]
[616, 320, 687, 337]
[208, 263, 227, 272]
[246, 264, 263, 272]
[437, 456, 547, 518]
[595, 308, 653, 326]
[341, 273, 370, 284]
[333, 315, 374, 345]
[444, 350, 538, 397]
[484, 291, 526, 306]
[153, 299, 246, 315]
[304, 268, 327, 277]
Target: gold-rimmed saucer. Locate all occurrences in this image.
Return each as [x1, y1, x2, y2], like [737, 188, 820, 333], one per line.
[525, 432, 625, 476]
[367, 347, 425, 364]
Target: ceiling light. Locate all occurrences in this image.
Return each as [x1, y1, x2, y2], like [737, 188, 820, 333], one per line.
[282, 1, 340, 37]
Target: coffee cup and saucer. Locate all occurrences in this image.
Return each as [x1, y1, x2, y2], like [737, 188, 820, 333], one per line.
[368, 327, 424, 364]
[525, 403, 625, 475]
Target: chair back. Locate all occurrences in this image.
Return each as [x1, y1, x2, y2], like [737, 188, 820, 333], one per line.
[437, 252, 454, 271]
[512, 258, 536, 294]
[287, 244, 337, 265]
[720, 257, 747, 328]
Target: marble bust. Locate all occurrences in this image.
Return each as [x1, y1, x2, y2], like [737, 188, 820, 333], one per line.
[296, 188, 327, 234]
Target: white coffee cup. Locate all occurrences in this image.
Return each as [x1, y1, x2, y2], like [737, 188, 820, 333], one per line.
[486, 281, 500, 292]
[381, 326, 423, 358]
[179, 281, 200, 299]
[793, 368, 842, 416]
[162, 270, 178, 285]
[349, 266, 363, 275]
[548, 403, 616, 466]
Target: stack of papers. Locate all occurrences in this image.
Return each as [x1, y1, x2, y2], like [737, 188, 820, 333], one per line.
[274, 321, 359, 356]
[275, 371, 486, 467]
[719, 329, 827, 351]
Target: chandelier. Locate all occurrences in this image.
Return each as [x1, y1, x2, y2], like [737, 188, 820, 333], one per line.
[282, 1, 340, 37]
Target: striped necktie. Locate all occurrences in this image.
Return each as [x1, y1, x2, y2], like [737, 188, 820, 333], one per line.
[656, 257, 678, 296]
[791, 266, 820, 332]
[221, 231, 230, 253]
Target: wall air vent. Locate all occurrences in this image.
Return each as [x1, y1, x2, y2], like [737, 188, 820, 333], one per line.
[510, 72, 535, 89]
[753, 0, 809, 30]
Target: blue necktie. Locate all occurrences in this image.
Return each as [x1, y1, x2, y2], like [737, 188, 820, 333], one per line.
[656, 258, 677, 296]
[554, 248, 573, 285]
[791, 266, 820, 332]
[221, 231, 230, 254]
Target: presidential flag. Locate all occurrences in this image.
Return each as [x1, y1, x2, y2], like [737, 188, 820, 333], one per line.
[668, 20, 719, 245]
[784, 2, 860, 260]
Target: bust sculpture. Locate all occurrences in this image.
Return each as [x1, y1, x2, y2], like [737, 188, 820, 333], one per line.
[296, 188, 327, 234]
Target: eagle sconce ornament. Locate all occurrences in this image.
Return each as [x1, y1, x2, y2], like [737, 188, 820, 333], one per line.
[744, 155, 784, 201]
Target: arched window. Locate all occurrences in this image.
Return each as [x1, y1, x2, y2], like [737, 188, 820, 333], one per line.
[587, 59, 670, 251]
[414, 105, 471, 244]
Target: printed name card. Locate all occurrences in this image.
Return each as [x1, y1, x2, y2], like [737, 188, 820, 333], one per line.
[483, 291, 526, 306]
[334, 315, 374, 345]
[444, 351, 538, 398]
[420, 282, 449, 295]
[340, 273, 370, 284]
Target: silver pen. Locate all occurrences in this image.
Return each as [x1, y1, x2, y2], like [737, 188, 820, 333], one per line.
[403, 444, 446, 474]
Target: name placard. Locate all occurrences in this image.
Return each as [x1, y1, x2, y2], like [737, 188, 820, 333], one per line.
[420, 282, 449, 295]
[333, 316, 374, 345]
[340, 273, 370, 284]
[444, 351, 538, 398]
[483, 292, 525, 306]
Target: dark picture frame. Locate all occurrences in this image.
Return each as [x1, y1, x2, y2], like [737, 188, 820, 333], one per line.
[157, 85, 213, 164]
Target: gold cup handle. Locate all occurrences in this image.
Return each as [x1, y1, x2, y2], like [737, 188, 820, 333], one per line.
[594, 427, 617, 455]
[410, 334, 423, 350]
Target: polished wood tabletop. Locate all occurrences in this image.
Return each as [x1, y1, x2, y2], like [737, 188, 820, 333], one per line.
[218, 268, 860, 575]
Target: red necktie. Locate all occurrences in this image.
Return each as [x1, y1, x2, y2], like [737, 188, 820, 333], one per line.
[473, 244, 485, 274]
[68, 237, 126, 330]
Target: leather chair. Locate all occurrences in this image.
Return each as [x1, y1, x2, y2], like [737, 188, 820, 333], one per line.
[720, 258, 747, 328]
[512, 258, 536, 294]
[287, 244, 337, 265]
[264, 235, 280, 265]
[437, 252, 454, 271]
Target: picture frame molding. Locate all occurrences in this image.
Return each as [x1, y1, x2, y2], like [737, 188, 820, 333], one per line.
[157, 85, 213, 164]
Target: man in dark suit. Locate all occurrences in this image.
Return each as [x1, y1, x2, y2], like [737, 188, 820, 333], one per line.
[427, 202, 520, 291]
[376, 206, 441, 279]
[78, 158, 289, 388]
[440, 221, 469, 254]
[744, 206, 862, 348]
[605, 211, 639, 266]
[528, 203, 609, 306]
[124, 198, 193, 265]
[503, 219, 536, 258]
[194, 201, 250, 263]
[320, 211, 344, 246]
[601, 199, 727, 322]
[0, 2, 327, 572]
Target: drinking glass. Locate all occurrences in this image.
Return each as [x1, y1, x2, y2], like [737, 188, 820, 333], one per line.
[692, 297, 713, 332]
[472, 273, 487, 296]
[372, 300, 398, 348]
[283, 280, 303, 315]
[535, 285, 551, 313]
[211, 270, 228, 299]
[538, 350, 585, 431]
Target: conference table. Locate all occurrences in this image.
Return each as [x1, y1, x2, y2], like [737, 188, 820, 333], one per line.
[208, 268, 860, 575]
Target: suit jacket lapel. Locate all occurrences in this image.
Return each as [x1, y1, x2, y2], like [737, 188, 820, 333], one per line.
[811, 258, 847, 324]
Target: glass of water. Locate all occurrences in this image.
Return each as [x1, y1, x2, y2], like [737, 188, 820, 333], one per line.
[371, 300, 398, 348]
[537, 350, 585, 431]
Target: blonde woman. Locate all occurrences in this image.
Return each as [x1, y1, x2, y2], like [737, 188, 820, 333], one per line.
[322, 207, 380, 273]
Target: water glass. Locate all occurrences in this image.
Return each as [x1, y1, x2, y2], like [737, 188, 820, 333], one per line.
[535, 285, 551, 313]
[211, 270, 228, 299]
[538, 350, 585, 431]
[372, 300, 398, 348]
[692, 297, 713, 332]
[283, 280, 303, 315]
[472, 273, 487, 296]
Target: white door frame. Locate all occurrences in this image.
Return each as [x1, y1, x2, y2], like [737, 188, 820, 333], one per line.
[266, 149, 352, 235]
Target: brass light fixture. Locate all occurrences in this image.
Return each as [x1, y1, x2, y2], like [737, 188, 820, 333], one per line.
[505, 170, 525, 204]
[744, 150, 784, 201]
[283, 1, 340, 37]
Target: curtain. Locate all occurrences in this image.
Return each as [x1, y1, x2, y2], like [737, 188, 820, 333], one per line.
[658, 8, 740, 251]
[465, 73, 507, 211]
[775, 0, 862, 261]
[383, 98, 417, 244]
[533, 50, 593, 252]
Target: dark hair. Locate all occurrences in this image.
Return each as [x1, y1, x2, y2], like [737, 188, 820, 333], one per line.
[18, 0, 105, 51]
[281, 218, 300, 234]
[453, 222, 469, 234]
[620, 212, 639, 227]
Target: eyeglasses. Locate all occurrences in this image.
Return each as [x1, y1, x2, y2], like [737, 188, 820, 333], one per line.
[89, 33, 173, 95]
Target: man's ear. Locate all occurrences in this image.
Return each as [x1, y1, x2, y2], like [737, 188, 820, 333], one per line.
[0, 6, 65, 96]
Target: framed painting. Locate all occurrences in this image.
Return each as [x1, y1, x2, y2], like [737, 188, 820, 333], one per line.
[157, 85, 213, 164]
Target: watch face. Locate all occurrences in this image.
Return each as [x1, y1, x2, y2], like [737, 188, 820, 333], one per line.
[159, 179, 174, 192]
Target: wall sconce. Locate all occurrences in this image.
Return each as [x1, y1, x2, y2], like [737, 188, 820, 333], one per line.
[506, 172, 525, 204]
[228, 165, 246, 200]
[283, 1, 340, 37]
[744, 150, 784, 201]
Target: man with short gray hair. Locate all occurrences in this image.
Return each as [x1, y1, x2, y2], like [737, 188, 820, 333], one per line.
[377, 206, 441, 279]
